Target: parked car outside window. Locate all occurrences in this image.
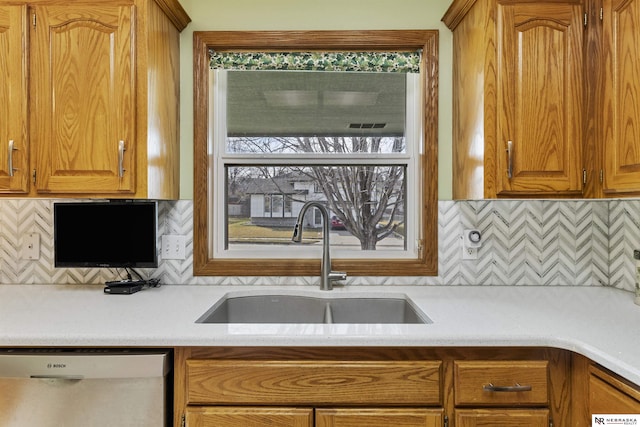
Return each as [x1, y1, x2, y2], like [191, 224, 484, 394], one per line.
[331, 215, 346, 230]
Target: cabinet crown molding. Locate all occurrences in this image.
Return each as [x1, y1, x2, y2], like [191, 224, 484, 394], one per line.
[442, 0, 478, 30]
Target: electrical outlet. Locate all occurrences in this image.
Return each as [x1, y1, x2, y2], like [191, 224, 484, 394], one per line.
[21, 233, 40, 260]
[461, 229, 481, 260]
[162, 235, 186, 260]
[462, 246, 478, 260]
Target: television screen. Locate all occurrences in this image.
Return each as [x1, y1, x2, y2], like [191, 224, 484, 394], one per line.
[54, 201, 158, 268]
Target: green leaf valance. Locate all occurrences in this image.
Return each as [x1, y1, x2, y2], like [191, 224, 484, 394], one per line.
[209, 50, 421, 73]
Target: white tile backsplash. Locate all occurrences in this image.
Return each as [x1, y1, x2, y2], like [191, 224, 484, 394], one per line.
[0, 198, 637, 291]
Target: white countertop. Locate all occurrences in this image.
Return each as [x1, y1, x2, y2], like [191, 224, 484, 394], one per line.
[1, 284, 639, 385]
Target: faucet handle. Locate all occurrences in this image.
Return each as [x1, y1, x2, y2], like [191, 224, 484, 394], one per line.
[328, 271, 347, 282]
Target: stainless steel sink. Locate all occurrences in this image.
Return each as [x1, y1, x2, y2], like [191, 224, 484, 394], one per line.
[195, 293, 432, 324]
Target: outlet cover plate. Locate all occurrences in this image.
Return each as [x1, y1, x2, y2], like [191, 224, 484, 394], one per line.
[21, 233, 40, 260]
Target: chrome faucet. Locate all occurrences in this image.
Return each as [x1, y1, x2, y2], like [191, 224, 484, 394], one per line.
[292, 201, 347, 290]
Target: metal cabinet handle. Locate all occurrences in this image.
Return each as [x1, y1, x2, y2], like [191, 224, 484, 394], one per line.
[118, 140, 126, 178]
[483, 382, 532, 392]
[506, 140, 513, 179]
[8, 140, 16, 177]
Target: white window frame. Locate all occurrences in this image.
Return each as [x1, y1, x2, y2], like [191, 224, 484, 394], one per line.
[210, 68, 422, 260]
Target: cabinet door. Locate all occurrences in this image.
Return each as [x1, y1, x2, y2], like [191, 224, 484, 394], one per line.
[602, 0, 640, 194]
[185, 407, 313, 427]
[455, 409, 549, 427]
[496, 2, 584, 196]
[0, 5, 28, 193]
[590, 365, 640, 414]
[30, 5, 135, 194]
[316, 408, 443, 427]
[591, 375, 640, 413]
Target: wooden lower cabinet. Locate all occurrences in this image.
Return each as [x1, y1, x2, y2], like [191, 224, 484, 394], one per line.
[174, 347, 573, 427]
[455, 409, 549, 427]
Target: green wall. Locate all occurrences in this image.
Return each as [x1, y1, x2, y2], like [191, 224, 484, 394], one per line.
[178, 0, 454, 200]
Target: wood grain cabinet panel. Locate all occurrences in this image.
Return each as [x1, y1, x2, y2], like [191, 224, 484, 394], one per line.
[455, 409, 549, 427]
[186, 407, 313, 427]
[453, 360, 552, 426]
[589, 364, 640, 414]
[186, 359, 442, 406]
[0, 5, 28, 194]
[443, 0, 584, 199]
[30, 4, 135, 195]
[495, 3, 584, 197]
[315, 408, 443, 427]
[0, 0, 190, 199]
[174, 347, 575, 427]
[602, 0, 640, 195]
[454, 360, 549, 406]
[445, 0, 640, 199]
[177, 348, 445, 427]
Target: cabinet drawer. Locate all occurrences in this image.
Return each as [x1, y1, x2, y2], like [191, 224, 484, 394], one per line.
[454, 360, 548, 406]
[186, 359, 441, 406]
[455, 408, 549, 426]
[316, 408, 443, 427]
[186, 407, 313, 427]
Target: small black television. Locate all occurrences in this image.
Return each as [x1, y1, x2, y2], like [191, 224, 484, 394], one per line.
[54, 201, 158, 268]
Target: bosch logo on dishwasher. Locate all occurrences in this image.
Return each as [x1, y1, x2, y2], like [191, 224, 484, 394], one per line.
[46, 363, 66, 368]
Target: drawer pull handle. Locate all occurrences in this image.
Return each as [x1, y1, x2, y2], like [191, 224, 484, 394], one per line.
[483, 382, 532, 392]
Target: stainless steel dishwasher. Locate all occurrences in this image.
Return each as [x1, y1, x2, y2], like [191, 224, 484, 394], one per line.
[0, 349, 170, 427]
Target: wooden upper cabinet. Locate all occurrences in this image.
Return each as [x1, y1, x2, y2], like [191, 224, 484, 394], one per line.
[446, 0, 640, 200]
[444, 0, 586, 199]
[602, 0, 640, 195]
[496, 3, 584, 197]
[0, 5, 28, 194]
[30, 5, 135, 195]
[1, 0, 190, 199]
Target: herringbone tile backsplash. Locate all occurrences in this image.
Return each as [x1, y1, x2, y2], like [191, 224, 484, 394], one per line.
[0, 199, 636, 291]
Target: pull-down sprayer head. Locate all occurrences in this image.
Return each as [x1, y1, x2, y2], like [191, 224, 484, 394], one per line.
[291, 222, 302, 243]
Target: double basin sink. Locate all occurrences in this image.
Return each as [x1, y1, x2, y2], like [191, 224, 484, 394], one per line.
[196, 292, 432, 324]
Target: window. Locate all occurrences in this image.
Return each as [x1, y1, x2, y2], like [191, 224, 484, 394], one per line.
[262, 194, 290, 218]
[193, 30, 438, 277]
